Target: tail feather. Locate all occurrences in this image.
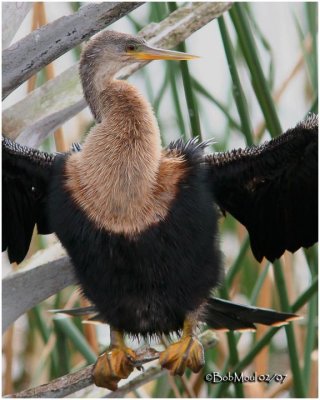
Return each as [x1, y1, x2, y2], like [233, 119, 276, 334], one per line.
[50, 306, 99, 317]
[205, 309, 256, 331]
[49, 299, 299, 333]
[203, 297, 300, 331]
[50, 305, 106, 324]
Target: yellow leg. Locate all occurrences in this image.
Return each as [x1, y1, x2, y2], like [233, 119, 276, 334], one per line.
[159, 317, 204, 376]
[93, 328, 137, 390]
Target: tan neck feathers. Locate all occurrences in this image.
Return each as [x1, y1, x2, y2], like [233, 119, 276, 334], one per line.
[65, 79, 187, 235]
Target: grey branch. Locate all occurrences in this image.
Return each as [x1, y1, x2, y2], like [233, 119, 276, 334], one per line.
[2, 2, 143, 99]
[2, 2, 33, 49]
[3, 2, 233, 147]
[16, 99, 87, 148]
[6, 365, 95, 398]
[6, 330, 218, 398]
[2, 256, 76, 333]
[106, 367, 165, 399]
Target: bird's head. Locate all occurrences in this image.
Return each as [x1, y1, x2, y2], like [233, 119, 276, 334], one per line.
[80, 30, 198, 80]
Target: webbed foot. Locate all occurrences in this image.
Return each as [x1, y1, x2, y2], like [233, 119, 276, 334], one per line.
[93, 346, 137, 390]
[93, 328, 137, 390]
[159, 335, 204, 375]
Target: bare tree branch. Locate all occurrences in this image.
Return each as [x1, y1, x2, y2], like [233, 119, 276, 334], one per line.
[16, 99, 86, 148]
[2, 2, 33, 49]
[2, 2, 143, 99]
[3, 2, 233, 147]
[2, 255, 76, 333]
[6, 365, 95, 398]
[6, 330, 218, 398]
[105, 367, 165, 399]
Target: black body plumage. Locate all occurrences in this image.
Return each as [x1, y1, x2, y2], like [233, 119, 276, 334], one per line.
[2, 115, 318, 335]
[2, 115, 318, 336]
[49, 141, 222, 336]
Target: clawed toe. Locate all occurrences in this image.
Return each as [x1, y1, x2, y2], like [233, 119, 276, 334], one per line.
[159, 335, 204, 376]
[93, 347, 137, 390]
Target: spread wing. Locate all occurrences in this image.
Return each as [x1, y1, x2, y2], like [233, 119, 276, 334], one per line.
[2, 137, 57, 264]
[206, 114, 318, 262]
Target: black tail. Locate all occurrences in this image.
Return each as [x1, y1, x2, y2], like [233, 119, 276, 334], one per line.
[203, 297, 300, 331]
[50, 300, 299, 332]
[50, 306, 104, 322]
[50, 305, 97, 316]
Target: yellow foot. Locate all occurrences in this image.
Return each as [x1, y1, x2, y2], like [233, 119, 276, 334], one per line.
[93, 347, 137, 390]
[159, 335, 204, 376]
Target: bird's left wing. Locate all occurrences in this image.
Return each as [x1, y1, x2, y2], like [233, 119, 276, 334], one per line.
[206, 114, 318, 262]
[2, 137, 57, 264]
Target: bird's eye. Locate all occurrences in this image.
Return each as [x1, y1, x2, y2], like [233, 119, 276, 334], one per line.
[126, 44, 137, 52]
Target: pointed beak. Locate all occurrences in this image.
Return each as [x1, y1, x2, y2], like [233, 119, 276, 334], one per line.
[130, 44, 199, 61]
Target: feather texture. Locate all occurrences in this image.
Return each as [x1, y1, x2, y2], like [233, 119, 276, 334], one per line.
[50, 296, 299, 332]
[2, 137, 56, 263]
[206, 114, 318, 262]
[49, 140, 222, 336]
[203, 297, 299, 330]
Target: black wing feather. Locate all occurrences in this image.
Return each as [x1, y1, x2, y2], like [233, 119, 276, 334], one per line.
[206, 114, 318, 262]
[203, 297, 298, 330]
[2, 137, 56, 263]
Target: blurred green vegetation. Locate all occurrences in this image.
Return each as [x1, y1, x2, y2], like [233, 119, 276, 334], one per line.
[4, 2, 317, 398]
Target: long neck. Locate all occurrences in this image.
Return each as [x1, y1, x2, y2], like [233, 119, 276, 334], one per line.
[67, 70, 162, 229]
[80, 58, 117, 122]
[82, 77, 161, 205]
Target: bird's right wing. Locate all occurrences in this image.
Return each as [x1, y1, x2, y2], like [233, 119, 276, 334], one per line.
[2, 137, 57, 264]
[205, 114, 318, 262]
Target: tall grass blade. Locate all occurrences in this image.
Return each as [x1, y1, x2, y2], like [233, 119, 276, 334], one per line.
[229, 4, 282, 136]
[167, 2, 202, 140]
[273, 260, 306, 397]
[31, 306, 59, 378]
[305, 2, 318, 90]
[218, 16, 253, 145]
[168, 64, 187, 139]
[192, 78, 242, 133]
[243, 3, 275, 89]
[53, 316, 97, 364]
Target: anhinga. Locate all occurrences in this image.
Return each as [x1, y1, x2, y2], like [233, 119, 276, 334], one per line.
[3, 31, 318, 390]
